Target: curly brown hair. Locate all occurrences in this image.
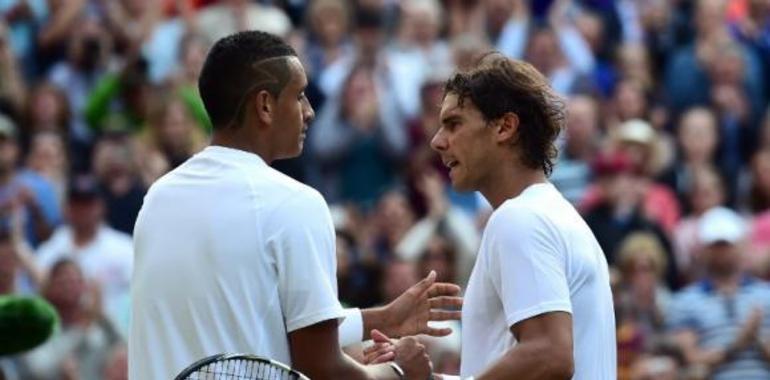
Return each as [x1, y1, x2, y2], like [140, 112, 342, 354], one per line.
[443, 52, 566, 176]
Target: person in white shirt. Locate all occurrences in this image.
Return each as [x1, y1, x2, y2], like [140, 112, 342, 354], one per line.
[129, 31, 462, 380]
[424, 53, 616, 379]
[36, 174, 133, 337]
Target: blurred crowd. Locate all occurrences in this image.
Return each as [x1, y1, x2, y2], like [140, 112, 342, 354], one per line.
[0, 0, 770, 379]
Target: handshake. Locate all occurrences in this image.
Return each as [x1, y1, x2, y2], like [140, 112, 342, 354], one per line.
[354, 270, 463, 380]
[365, 329, 434, 380]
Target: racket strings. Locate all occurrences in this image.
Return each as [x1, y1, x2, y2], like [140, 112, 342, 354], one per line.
[185, 359, 300, 380]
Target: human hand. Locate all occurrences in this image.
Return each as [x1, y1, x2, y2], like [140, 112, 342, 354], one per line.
[417, 171, 448, 219]
[363, 329, 396, 364]
[381, 270, 462, 338]
[733, 308, 763, 351]
[5, 1, 33, 23]
[394, 335, 432, 380]
[711, 84, 748, 122]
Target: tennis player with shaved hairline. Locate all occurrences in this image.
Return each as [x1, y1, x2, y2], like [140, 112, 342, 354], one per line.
[129, 31, 462, 380]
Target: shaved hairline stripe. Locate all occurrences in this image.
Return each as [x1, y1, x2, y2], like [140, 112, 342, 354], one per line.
[225, 56, 295, 128]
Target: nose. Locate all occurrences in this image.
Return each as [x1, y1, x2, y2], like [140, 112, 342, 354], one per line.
[303, 102, 315, 124]
[430, 128, 447, 152]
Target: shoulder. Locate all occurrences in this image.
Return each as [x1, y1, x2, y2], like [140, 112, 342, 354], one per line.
[487, 199, 552, 239]
[671, 283, 710, 306]
[101, 226, 134, 247]
[270, 181, 330, 221]
[36, 227, 72, 266]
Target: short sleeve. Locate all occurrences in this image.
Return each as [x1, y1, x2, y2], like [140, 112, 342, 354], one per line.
[485, 206, 572, 328]
[267, 189, 345, 333]
[665, 292, 699, 333]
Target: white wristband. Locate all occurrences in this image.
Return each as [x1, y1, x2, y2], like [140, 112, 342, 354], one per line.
[338, 308, 364, 347]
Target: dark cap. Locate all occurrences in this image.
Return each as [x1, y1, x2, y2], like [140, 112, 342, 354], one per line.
[68, 175, 102, 201]
[355, 7, 384, 29]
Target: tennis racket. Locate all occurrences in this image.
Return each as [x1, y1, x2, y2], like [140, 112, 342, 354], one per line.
[174, 353, 310, 380]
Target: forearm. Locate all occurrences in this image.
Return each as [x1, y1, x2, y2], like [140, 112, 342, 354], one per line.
[362, 307, 390, 339]
[13, 240, 44, 288]
[0, 62, 25, 111]
[475, 341, 573, 380]
[299, 351, 397, 380]
[394, 217, 439, 261]
[39, 0, 87, 49]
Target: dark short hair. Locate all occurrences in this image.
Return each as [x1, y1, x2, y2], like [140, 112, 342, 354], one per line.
[444, 52, 565, 176]
[198, 31, 298, 129]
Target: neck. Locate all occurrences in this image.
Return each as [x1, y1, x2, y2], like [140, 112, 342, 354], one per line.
[566, 140, 593, 160]
[210, 129, 273, 164]
[74, 226, 98, 246]
[479, 163, 547, 209]
[58, 305, 86, 327]
[711, 271, 742, 293]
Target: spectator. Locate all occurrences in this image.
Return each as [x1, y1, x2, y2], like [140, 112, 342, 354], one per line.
[667, 206, 770, 379]
[311, 64, 407, 206]
[0, 217, 43, 294]
[583, 150, 678, 288]
[17, 259, 121, 380]
[0, 114, 60, 247]
[551, 94, 601, 205]
[20, 82, 70, 151]
[35, 175, 133, 336]
[196, 0, 292, 43]
[83, 57, 152, 133]
[303, 0, 353, 79]
[24, 131, 68, 207]
[672, 165, 727, 281]
[92, 133, 146, 234]
[134, 90, 206, 171]
[660, 107, 730, 208]
[395, 169, 479, 285]
[612, 119, 681, 233]
[614, 232, 672, 378]
[47, 13, 112, 150]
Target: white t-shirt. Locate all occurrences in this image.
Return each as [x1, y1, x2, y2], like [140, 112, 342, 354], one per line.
[36, 225, 133, 336]
[129, 146, 346, 379]
[460, 183, 616, 379]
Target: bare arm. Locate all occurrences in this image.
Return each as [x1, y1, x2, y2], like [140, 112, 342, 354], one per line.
[673, 308, 763, 372]
[289, 319, 431, 380]
[475, 312, 574, 380]
[0, 36, 26, 114]
[38, 0, 87, 50]
[672, 330, 727, 369]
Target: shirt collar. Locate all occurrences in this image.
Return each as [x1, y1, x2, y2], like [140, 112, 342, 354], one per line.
[202, 145, 268, 167]
[699, 276, 755, 293]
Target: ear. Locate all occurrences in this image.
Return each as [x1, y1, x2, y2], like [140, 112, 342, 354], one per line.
[252, 90, 276, 126]
[495, 112, 519, 144]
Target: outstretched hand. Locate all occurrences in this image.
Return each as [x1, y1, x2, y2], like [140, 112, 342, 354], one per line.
[381, 270, 463, 338]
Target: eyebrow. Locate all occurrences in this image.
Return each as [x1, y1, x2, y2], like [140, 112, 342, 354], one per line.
[441, 115, 462, 125]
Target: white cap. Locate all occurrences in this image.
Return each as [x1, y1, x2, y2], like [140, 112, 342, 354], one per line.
[617, 119, 655, 145]
[698, 206, 746, 245]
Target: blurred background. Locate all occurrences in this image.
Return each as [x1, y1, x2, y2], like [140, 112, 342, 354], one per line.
[0, 0, 769, 379]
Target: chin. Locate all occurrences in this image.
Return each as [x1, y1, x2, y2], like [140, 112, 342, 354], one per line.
[449, 177, 475, 192]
